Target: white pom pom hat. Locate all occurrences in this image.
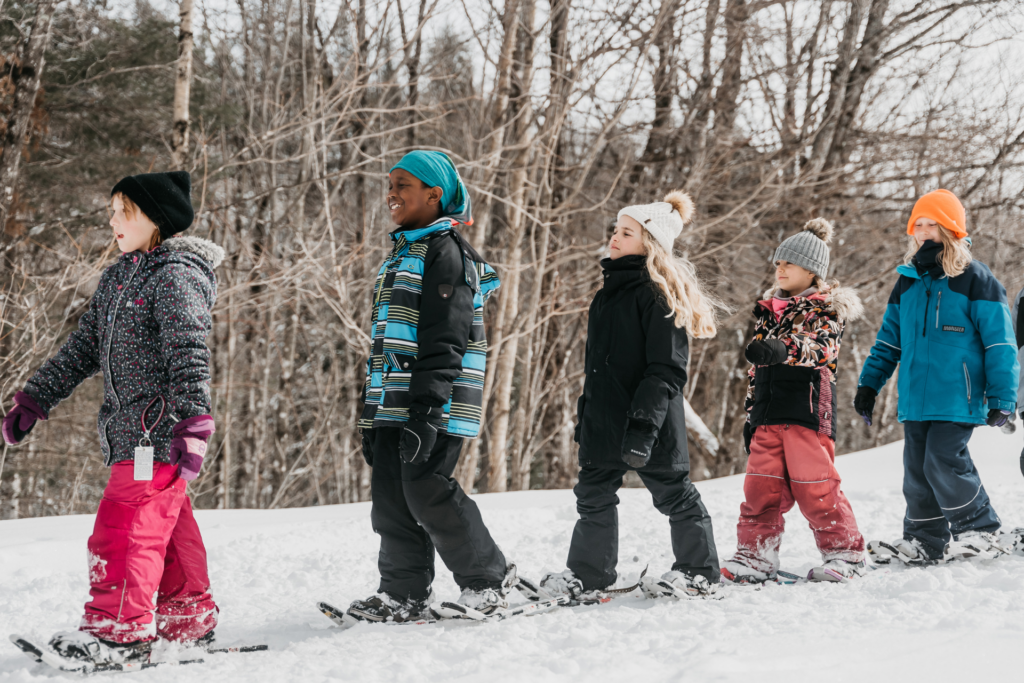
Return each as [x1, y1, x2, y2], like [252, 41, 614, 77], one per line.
[617, 191, 694, 255]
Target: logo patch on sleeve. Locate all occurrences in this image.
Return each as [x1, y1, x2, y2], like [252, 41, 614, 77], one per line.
[942, 325, 965, 333]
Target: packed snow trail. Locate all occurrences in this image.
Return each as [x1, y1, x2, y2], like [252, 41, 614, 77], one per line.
[3, 428, 1024, 682]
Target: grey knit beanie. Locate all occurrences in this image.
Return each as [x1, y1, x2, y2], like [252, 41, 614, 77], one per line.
[772, 218, 834, 278]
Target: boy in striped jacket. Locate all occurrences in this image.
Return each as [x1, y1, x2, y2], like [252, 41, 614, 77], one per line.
[346, 151, 513, 623]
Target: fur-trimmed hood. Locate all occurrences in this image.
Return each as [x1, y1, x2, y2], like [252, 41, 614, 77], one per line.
[760, 285, 864, 322]
[163, 235, 225, 269]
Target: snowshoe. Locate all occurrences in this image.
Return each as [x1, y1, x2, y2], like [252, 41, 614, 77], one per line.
[807, 559, 868, 583]
[440, 563, 519, 619]
[641, 570, 722, 600]
[346, 589, 437, 623]
[720, 550, 776, 585]
[48, 631, 154, 668]
[537, 569, 588, 600]
[866, 538, 939, 566]
[998, 527, 1024, 554]
[943, 531, 1010, 562]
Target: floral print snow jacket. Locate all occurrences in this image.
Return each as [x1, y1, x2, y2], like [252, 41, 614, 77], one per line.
[23, 236, 225, 466]
[744, 286, 863, 439]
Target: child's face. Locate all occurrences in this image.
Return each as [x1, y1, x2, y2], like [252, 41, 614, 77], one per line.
[912, 218, 942, 246]
[608, 215, 646, 259]
[387, 169, 443, 229]
[108, 195, 158, 253]
[775, 260, 815, 294]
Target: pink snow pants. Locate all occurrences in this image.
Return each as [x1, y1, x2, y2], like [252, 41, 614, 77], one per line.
[80, 462, 218, 644]
[736, 424, 864, 568]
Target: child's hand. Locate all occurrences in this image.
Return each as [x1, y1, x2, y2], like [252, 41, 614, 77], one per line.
[621, 418, 657, 468]
[743, 422, 753, 455]
[400, 404, 443, 464]
[854, 386, 876, 426]
[744, 340, 787, 366]
[986, 408, 1012, 428]
[168, 415, 215, 481]
[2, 392, 48, 446]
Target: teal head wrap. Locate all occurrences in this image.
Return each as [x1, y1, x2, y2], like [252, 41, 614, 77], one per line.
[390, 151, 473, 225]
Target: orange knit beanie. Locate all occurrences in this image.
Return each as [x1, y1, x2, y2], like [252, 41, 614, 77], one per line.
[906, 189, 967, 239]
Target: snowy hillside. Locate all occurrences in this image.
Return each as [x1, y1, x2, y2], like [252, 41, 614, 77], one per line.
[3, 428, 1024, 683]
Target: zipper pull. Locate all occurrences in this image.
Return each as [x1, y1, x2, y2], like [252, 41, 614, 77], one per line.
[935, 291, 941, 329]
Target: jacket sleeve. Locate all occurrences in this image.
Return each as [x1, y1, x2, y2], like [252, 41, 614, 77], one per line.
[1013, 286, 1024, 412]
[628, 293, 688, 431]
[971, 282, 1019, 412]
[23, 278, 105, 414]
[409, 236, 474, 409]
[154, 264, 215, 420]
[859, 280, 903, 393]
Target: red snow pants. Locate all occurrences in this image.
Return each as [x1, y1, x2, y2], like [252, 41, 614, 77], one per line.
[80, 462, 218, 643]
[736, 424, 864, 569]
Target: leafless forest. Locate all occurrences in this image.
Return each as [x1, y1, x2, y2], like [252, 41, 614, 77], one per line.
[0, 0, 1022, 518]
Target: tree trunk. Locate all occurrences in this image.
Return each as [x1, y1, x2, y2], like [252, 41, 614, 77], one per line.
[0, 0, 58, 231]
[170, 0, 195, 170]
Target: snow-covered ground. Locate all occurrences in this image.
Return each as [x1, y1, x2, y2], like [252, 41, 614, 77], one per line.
[3, 428, 1024, 682]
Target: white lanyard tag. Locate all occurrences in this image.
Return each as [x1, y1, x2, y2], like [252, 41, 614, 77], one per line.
[134, 445, 154, 481]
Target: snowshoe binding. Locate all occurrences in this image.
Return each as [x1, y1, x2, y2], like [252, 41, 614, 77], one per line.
[346, 589, 437, 624]
[866, 538, 939, 566]
[944, 531, 1010, 562]
[807, 559, 868, 582]
[433, 563, 519, 620]
[641, 570, 722, 600]
[720, 550, 776, 585]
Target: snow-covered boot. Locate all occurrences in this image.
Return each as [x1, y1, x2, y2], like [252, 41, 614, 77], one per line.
[537, 569, 586, 599]
[48, 631, 152, 667]
[454, 563, 519, 617]
[720, 550, 775, 584]
[808, 559, 868, 582]
[641, 570, 722, 600]
[997, 527, 1024, 554]
[346, 589, 436, 623]
[943, 530, 1010, 562]
[866, 538, 938, 566]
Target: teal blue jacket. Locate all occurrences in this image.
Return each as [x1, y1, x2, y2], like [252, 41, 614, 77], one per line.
[858, 260, 1018, 424]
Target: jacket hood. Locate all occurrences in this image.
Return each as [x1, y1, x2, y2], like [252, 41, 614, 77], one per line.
[758, 284, 863, 321]
[162, 235, 226, 269]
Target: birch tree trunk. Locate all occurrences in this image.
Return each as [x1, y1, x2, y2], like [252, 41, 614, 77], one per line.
[170, 0, 195, 170]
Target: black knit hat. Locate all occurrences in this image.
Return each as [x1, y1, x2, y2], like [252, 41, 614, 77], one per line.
[111, 171, 194, 238]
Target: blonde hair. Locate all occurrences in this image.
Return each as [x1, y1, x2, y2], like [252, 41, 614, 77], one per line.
[903, 224, 972, 277]
[640, 229, 721, 337]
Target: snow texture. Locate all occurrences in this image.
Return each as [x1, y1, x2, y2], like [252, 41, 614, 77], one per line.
[3, 427, 1024, 682]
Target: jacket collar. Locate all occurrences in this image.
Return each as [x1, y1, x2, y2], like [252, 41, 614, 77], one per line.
[600, 255, 647, 292]
[389, 218, 453, 249]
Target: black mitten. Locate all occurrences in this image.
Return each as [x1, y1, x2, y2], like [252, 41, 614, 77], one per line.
[621, 418, 658, 468]
[744, 339, 788, 366]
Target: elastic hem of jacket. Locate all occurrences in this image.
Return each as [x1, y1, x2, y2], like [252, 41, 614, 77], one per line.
[363, 416, 477, 439]
[896, 413, 985, 425]
[752, 417, 835, 440]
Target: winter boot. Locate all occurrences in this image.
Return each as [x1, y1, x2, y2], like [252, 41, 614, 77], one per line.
[454, 563, 519, 617]
[346, 589, 436, 623]
[641, 570, 722, 600]
[944, 530, 1010, 562]
[48, 632, 153, 667]
[866, 538, 939, 566]
[997, 527, 1024, 554]
[720, 549, 775, 584]
[807, 559, 868, 583]
[537, 569, 587, 599]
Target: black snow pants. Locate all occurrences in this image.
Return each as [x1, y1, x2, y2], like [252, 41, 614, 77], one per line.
[366, 427, 507, 600]
[567, 467, 719, 589]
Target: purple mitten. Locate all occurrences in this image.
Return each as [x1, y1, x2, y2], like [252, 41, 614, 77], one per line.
[2, 391, 48, 446]
[168, 415, 215, 481]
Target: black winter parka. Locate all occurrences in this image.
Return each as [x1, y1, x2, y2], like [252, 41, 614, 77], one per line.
[576, 255, 690, 472]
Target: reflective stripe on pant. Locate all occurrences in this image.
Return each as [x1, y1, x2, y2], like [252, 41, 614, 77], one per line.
[566, 467, 719, 591]
[81, 462, 217, 643]
[902, 420, 1000, 557]
[368, 427, 507, 600]
[736, 424, 864, 570]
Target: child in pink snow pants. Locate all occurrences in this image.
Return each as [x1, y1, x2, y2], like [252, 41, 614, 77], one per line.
[3, 172, 224, 664]
[722, 219, 866, 584]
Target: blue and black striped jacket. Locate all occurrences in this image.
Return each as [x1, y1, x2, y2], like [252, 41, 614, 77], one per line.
[358, 219, 500, 438]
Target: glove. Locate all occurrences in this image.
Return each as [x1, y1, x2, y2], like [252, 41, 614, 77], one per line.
[744, 339, 788, 366]
[169, 415, 215, 481]
[574, 395, 585, 444]
[854, 386, 877, 426]
[743, 421, 753, 455]
[400, 404, 443, 465]
[360, 429, 374, 466]
[1020, 445, 1024, 479]
[621, 418, 658, 468]
[573, 422, 581, 444]
[2, 391, 48, 446]
[986, 408, 1012, 428]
